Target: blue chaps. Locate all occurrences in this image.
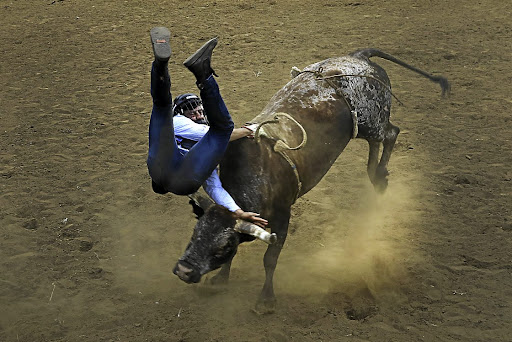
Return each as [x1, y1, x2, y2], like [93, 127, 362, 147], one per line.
[146, 63, 234, 195]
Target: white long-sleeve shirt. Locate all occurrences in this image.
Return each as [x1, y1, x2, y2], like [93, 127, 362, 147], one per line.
[173, 115, 240, 212]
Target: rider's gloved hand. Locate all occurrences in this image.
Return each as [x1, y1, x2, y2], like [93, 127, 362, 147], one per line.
[242, 123, 259, 138]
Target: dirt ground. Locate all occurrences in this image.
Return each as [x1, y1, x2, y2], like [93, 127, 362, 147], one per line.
[1, 0, 511, 341]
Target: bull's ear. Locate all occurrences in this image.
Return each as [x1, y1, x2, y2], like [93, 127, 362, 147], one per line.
[188, 192, 215, 219]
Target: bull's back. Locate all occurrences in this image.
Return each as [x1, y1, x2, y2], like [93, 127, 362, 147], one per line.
[249, 55, 391, 194]
[251, 63, 354, 195]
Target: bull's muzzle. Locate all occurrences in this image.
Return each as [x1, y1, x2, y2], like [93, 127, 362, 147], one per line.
[173, 262, 201, 284]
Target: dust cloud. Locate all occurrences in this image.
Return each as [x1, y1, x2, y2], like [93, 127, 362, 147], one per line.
[276, 169, 423, 306]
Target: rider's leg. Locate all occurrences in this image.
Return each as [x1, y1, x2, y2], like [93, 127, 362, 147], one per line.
[173, 75, 234, 190]
[147, 33, 234, 196]
[183, 38, 234, 131]
[146, 27, 185, 194]
[172, 38, 234, 192]
[146, 61, 184, 192]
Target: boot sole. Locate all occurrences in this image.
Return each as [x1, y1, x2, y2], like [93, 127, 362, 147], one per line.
[183, 37, 218, 67]
[150, 27, 171, 62]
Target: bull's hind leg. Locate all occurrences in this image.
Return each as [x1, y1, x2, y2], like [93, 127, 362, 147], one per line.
[367, 140, 380, 186]
[373, 122, 400, 193]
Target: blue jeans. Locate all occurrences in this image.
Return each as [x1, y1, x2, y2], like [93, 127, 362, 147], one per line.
[147, 62, 234, 195]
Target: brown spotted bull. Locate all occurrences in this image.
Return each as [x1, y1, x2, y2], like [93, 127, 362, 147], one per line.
[173, 49, 450, 314]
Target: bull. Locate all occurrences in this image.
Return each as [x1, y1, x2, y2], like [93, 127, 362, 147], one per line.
[172, 49, 450, 314]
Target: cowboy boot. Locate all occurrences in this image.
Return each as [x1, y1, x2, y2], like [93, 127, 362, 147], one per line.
[150, 27, 171, 67]
[183, 37, 218, 87]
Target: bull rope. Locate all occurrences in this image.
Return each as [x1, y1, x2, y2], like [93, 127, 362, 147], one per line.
[254, 112, 307, 202]
[298, 67, 404, 106]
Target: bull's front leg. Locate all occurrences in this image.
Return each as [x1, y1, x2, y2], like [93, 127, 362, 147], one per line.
[207, 257, 233, 285]
[253, 210, 290, 315]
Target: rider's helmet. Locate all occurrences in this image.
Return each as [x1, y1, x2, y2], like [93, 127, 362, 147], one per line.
[172, 93, 202, 116]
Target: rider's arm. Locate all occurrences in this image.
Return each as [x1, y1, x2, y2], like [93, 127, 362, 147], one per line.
[229, 127, 253, 141]
[203, 169, 240, 212]
[203, 170, 268, 227]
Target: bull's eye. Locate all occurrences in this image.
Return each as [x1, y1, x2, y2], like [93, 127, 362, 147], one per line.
[214, 249, 225, 258]
[213, 241, 233, 259]
[211, 236, 236, 260]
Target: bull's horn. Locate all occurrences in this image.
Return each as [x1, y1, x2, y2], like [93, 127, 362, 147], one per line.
[234, 222, 277, 245]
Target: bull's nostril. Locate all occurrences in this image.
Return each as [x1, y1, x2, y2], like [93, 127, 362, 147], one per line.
[175, 270, 188, 281]
[178, 263, 193, 274]
[174, 263, 195, 282]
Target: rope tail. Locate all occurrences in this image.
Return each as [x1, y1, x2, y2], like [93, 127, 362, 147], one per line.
[351, 48, 451, 96]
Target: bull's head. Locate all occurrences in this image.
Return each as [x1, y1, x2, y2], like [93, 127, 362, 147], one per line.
[173, 193, 275, 284]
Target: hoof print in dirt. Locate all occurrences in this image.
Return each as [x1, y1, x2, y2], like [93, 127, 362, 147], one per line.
[88, 267, 103, 279]
[345, 303, 377, 321]
[62, 225, 79, 238]
[502, 222, 512, 232]
[23, 218, 38, 230]
[75, 237, 94, 252]
[344, 289, 378, 320]
[454, 174, 473, 185]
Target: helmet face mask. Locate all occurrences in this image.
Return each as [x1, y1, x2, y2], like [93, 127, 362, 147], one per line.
[180, 99, 202, 114]
[173, 94, 200, 114]
[173, 94, 208, 125]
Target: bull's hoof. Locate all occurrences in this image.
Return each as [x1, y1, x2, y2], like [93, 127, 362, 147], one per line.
[373, 167, 389, 193]
[252, 298, 276, 315]
[195, 278, 227, 295]
[373, 178, 388, 193]
[205, 273, 229, 286]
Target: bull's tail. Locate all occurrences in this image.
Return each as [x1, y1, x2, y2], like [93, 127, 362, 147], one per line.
[351, 48, 451, 96]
